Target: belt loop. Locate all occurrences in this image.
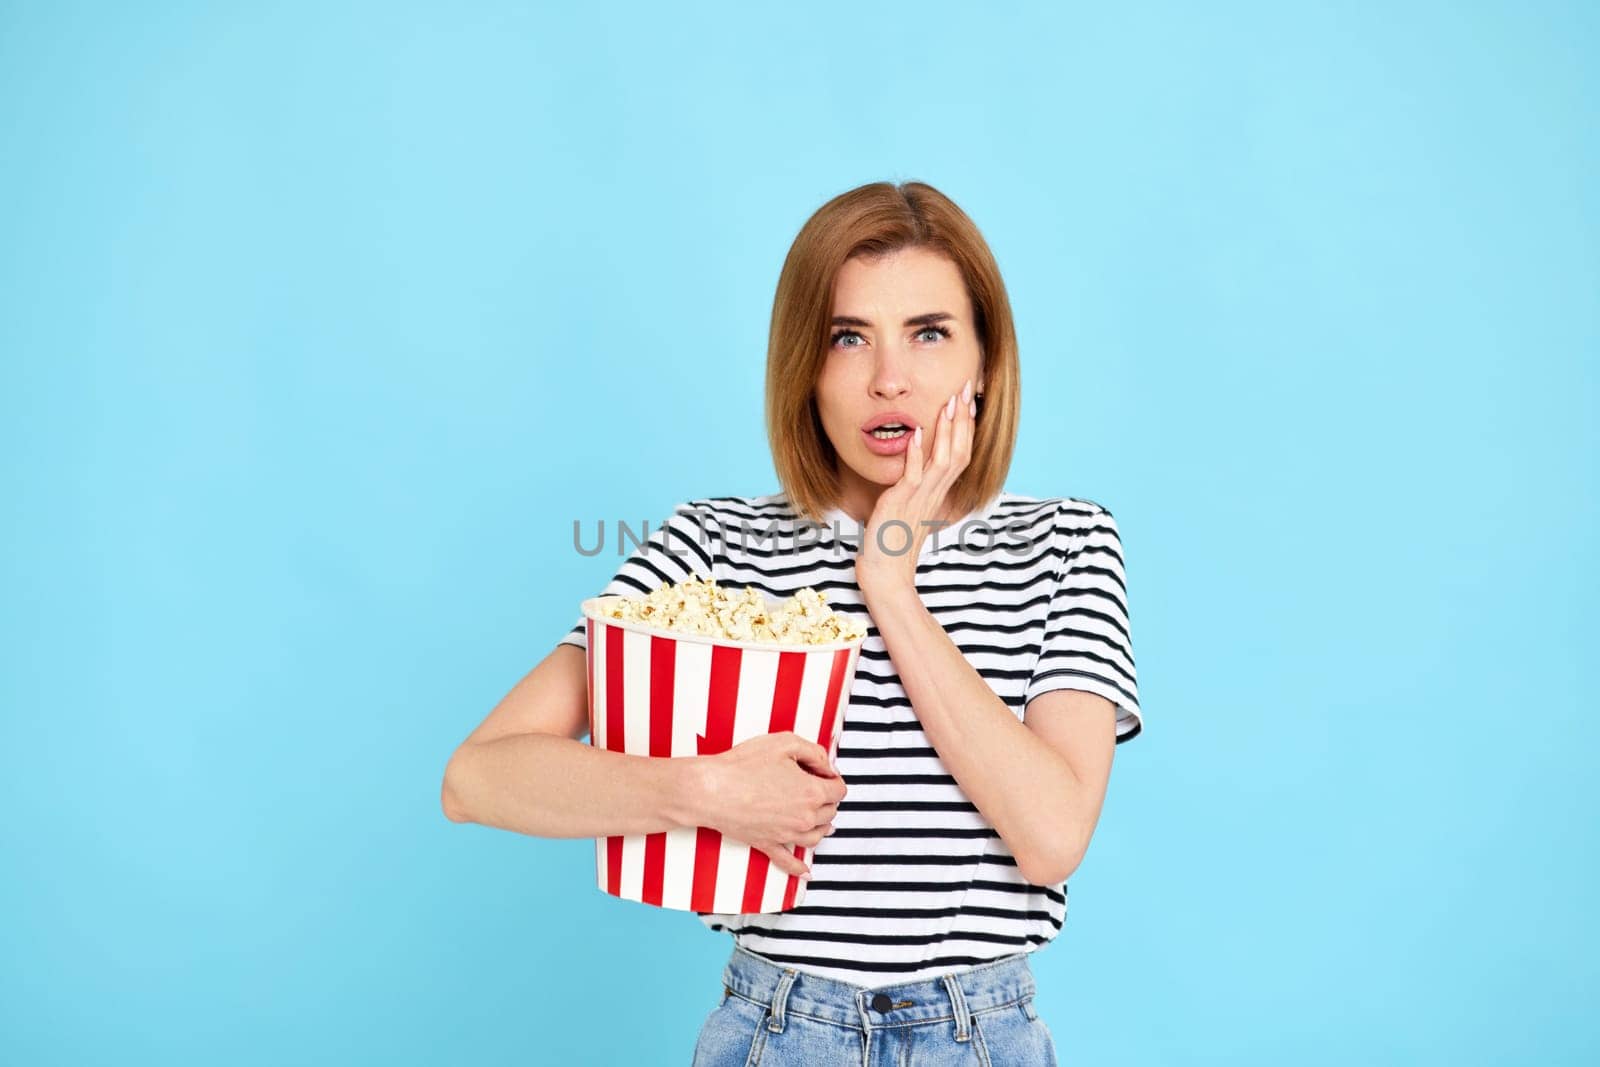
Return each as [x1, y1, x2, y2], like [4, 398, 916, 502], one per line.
[766, 968, 799, 1033]
[941, 973, 972, 1043]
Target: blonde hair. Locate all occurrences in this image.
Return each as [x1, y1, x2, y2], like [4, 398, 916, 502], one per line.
[765, 180, 1019, 523]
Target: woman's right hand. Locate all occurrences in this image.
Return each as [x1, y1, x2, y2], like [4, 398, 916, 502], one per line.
[695, 732, 847, 878]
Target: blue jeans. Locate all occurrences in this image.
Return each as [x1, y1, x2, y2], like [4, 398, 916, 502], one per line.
[690, 944, 1060, 1066]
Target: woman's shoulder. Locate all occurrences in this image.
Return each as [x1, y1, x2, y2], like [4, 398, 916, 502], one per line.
[990, 491, 1115, 525]
[678, 491, 798, 524]
[987, 492, 1123, 564]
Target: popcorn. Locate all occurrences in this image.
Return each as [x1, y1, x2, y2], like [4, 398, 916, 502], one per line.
[583, 578, 866, 912]
[595, 576, 866, 646]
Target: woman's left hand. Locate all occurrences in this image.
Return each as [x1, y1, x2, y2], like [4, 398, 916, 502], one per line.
[856, 377, 978, 599]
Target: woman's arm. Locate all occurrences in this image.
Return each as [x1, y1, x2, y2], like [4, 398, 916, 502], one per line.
[852, 382, 1108, 886]
[441, 644, 710, 837]
[860, 582, 1104, 886]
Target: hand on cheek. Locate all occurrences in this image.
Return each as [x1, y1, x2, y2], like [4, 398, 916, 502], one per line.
[856, 378, 977, 598]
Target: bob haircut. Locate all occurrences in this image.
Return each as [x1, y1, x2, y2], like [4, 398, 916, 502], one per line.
[766, 180, 1020, 524]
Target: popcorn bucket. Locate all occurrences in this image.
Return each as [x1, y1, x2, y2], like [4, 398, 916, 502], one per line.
[580, 595, 864, 914]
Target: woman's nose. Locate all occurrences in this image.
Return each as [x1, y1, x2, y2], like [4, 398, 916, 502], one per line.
[869, 346, 912, 400]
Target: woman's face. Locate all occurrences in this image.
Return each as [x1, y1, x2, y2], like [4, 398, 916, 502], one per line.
[815, 246, 985, 523]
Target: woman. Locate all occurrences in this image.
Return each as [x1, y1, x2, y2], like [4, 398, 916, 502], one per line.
[441, 181, 1142, 1066]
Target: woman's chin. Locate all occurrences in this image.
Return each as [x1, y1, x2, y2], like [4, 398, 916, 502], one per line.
[845, 454, 903, 486]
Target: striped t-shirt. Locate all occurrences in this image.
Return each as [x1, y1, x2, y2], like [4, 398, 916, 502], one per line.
[557, 489, 1141, 985]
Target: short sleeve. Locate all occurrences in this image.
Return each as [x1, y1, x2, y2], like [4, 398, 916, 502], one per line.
[1023, 503, 1142, 743]
[556, 500, 720, 653]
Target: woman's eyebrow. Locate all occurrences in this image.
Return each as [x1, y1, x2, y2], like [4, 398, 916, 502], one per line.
[830, 312, 954, 328]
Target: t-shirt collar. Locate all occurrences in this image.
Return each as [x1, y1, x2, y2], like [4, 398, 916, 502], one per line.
[819, 489, 1007, 558]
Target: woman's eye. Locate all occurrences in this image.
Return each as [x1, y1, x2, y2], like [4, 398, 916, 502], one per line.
[831, 326, 949, 349]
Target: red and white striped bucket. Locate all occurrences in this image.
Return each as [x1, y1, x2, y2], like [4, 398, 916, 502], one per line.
[580, 595, 864, 914]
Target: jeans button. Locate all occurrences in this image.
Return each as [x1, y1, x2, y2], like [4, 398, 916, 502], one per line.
[871, 993, 893, 1012]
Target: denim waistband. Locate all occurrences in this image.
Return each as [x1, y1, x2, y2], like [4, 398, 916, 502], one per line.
[720, 944, 1038, 1038]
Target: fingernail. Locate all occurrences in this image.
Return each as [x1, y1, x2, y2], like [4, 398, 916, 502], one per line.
[945, 395, 956, 419]
[969, 399, 977, 417]
[914, 426, 922, 445]
[962, 379, 972, 403]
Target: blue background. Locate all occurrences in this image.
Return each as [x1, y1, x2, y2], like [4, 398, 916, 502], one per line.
[2, 2, 1594, 1064]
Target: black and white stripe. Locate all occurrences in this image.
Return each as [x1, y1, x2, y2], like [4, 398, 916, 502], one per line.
[558, 490, 1141, 985]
